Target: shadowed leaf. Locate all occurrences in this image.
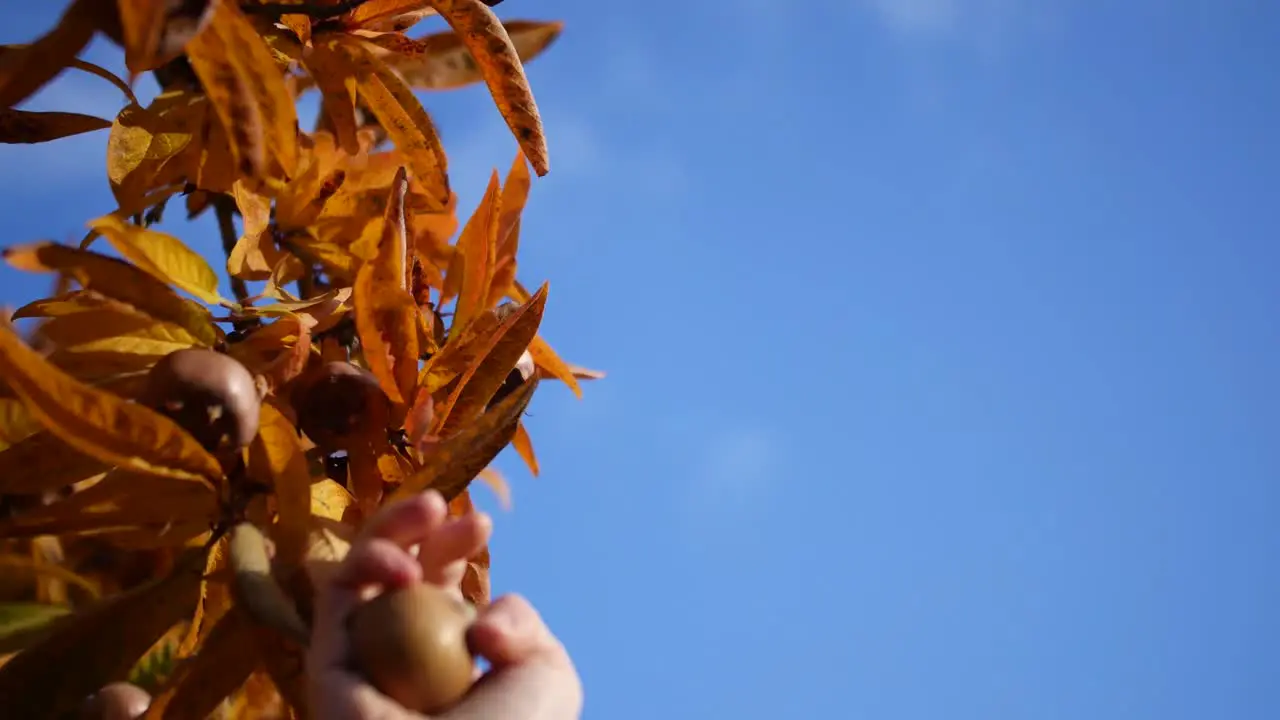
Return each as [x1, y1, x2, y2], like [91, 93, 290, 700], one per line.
[142, 608, 259, 720]
[0, 551, 205, 720]
[0, 0, 97, 108]
[0, 108, 110, 144]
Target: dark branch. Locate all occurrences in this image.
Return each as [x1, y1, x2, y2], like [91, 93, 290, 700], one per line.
[240, 0, 370, 21]
[212, 194, 251, 305]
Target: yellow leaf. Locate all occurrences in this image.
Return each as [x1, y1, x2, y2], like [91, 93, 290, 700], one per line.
[0, 108, 110, 144]
[391, 376, 538, 503]
[0, 469, 219, 541]
[303, 38, 362, 156]
[0, 324, 223, 484]
[0, 0, 97, 108]
[353, 168, 420, 405]
[436, 283, 547, 435]
[89, 215, 223, 304]
[511, 419, 539, 476]
[0, 396, 39, 451]
[447, 170, 501, 335]
[0, 431, 107, 495]
[228, 180, 285, 280]
[116, 0, 170, 75]
[425, 0, 550, 175]
[379, 19, 562, 92]
[106, 92, 208, 215]
[0, 550, 205, 720]
[4, 242, 219, 347]
[335, 35, 450, 208]
[311, 479, 355, 523]
[248, 403, 313, 566]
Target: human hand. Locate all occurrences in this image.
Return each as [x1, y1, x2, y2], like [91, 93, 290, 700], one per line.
[307, 490, 583, 720]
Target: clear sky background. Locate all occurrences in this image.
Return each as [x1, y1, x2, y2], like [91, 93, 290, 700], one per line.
[3, 1, 1279, 718]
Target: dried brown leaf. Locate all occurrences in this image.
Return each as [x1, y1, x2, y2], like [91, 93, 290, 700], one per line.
[0, 0, 97, 108]
[379, 19, 561, 92]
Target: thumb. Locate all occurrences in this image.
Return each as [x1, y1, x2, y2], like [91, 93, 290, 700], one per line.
[438, 594, 582, 720]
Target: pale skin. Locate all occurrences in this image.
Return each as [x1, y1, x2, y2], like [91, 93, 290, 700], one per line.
[307, 490, 584, 720]
[83, 491, 582, 720]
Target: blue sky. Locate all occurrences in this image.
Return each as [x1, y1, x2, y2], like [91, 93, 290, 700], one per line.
[3, 1, 1280, 718]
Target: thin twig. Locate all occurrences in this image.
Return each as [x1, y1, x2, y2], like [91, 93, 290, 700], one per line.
[240, 0, 370, 21]
[212, 195, 251, 305]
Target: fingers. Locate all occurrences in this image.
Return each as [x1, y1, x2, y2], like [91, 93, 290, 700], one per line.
[358, 490, 449, 549]
[440, 595, 583, 720]
[419, 511, 491, 585]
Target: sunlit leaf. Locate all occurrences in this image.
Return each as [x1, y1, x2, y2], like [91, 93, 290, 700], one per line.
[248, 403, 312, 566]
[303, 38, 362, 155]
[347, 0, 437, 32]
[353, 167, 419, 405]
[435, 283, 547, 435]
[334, 34, 450, 208]
[4, 242, 219, 347]
[424, 0, 550, 174]
[527, 334, 582, 399]
[511, 419, 538, 476]
[90, 215, 223, 304]
[0, 323, 223, 484]
[446, 170, 501, 335]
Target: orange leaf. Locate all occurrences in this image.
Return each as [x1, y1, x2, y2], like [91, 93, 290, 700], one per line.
[378, 19, 561, 92]
[0, 551, 204, 720]
[460, 543, 490, 606]
[527, 334, 582, 399]
[228, 180, 286, 280]
[347, 442, 384, 519]
[90, 214, 223, 304]
[435, 283, 547, 436]
[116, 0, 170, 75]
[0, 47, 138, 105]
[4, 242, 219, 347]
[390, 375, 537, 503]
[0, 108, 111, 144]
[424, 0, 549, 175]
[445, 170, 501, 330]
[0, 323, 223, 484]
[511, 419, 539, 477]
[353, 168, 419, 405]
[348, 0, 437, 32]
[334, 34, 450, 208]
[485, 151, 532, 307]
[0, 0, 97, 108]
[248, 403, 313, 566]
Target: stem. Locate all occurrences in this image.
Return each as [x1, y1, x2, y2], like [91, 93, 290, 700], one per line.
[213, 195, 251, 305]
[240, 0, 370, 21]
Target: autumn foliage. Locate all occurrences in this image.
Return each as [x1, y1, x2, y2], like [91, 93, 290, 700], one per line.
[0, 1, 601, 717]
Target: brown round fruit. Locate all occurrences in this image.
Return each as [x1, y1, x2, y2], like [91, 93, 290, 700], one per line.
[141, 348, 261, 453]
[349, 584, 477, 714]
[81, 682, 151, 720]
[292, 362, 391, 452]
